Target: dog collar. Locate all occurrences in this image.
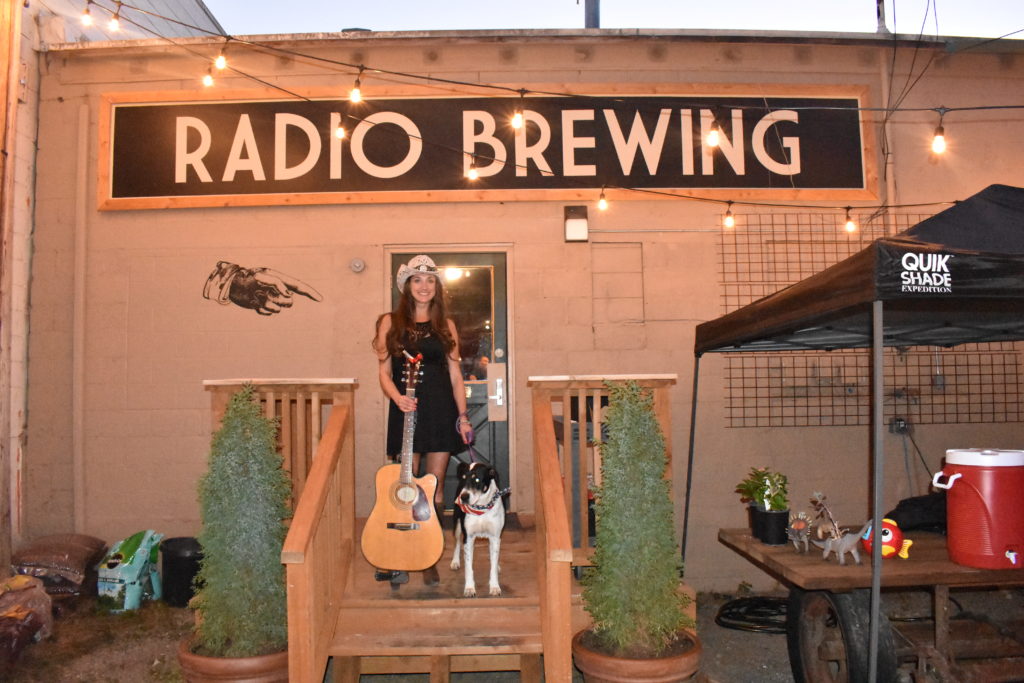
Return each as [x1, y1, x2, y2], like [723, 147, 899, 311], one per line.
[457, 487, 510, 515]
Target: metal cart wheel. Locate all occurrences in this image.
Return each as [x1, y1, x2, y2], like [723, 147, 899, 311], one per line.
[786, 587, 898, 683]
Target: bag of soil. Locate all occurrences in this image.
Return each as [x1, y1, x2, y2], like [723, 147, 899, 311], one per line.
[97, 530, 163, 612]
[11, 533, 107, 596]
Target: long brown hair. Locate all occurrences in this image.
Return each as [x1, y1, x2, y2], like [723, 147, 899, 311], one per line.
[378, 277, 456, 357]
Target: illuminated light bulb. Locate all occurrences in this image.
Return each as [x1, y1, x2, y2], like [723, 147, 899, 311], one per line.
[108, 14, 120, 31]
[81, 3, 93, 26]
[214, 54, 227, 70]
[844, 208, 857, 233]
[350, 67, 365, 103]
[724, 205, 735, 229]
[512, 90, 526, 130]
[202, 69, 214, 87]
[466, 160, 479, 180]
[597, 189, 608, 211]
[931, 125, 946, 154]
[706, 125, 720, 147]
[334, 125, 346, 139]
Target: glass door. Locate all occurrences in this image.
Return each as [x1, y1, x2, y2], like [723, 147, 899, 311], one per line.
[390, 251, 510, 508]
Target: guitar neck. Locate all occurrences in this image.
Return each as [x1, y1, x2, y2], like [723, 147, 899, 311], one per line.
[399, 386, 417, 484]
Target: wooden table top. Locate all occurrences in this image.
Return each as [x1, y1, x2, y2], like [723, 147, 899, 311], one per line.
[718, 528, 1024, 592]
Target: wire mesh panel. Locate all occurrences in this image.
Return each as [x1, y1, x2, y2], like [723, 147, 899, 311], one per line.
[718, 212, 1023, 428]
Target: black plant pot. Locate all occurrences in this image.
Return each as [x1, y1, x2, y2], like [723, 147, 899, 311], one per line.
[751, 507, 789, 545]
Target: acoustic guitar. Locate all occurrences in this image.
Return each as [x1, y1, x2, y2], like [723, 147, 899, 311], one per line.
[361, 351, 444, 571]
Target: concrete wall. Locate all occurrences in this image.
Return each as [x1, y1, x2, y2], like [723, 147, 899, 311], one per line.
[26, 32, 1024, 591]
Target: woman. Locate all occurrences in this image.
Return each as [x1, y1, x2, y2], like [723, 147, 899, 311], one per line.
[373, 255, 473, 584]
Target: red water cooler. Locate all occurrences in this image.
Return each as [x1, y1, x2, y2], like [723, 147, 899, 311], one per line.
[932, 449, 1024, 570]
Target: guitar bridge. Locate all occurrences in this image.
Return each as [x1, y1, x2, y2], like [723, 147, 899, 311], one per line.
[386, 523, 420, 531]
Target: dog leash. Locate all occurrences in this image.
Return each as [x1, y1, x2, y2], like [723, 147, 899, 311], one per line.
[455, 413, 491, 467]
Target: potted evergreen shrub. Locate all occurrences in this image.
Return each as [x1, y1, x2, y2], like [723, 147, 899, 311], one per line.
[735, 466, 790, 545]
[177, 384, 291, 682]
[572, 381, 701, 682]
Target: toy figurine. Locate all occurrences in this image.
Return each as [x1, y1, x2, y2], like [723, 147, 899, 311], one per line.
[813, 521, 870, 566]
[787, 511, 813, 553]
[861, 518, 913, 559]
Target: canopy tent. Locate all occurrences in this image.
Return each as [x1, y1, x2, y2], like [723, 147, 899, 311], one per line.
[683, 184, 1024, 683]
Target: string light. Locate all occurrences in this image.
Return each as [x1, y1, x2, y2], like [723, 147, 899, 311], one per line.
[334, 124, 346, 139]
[706, 125, 720, 147]
[108, 1, 122, 31]
[73, 3, 1024, 213]
[466, 156, 479, 180]
[201, 68, 214, 87]
[214, 53, 227, 70]
[931, 108, 948, 154]
[844, 207, 858, 233]
[723, 201, 735, 229]
[511, 90, 526, 130]
[706, 111, 721, 147]
[350, 66, 364, 103]
[597, 188, 608, 211]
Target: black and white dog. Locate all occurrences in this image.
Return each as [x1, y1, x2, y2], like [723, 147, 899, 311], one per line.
[450, 462, 506, 597]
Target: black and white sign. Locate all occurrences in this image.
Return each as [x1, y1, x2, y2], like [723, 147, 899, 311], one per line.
[107, 95, 865, 203]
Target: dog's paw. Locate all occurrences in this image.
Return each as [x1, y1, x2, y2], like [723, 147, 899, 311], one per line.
[450, 557, 460, 570]
[463, 585, 476, 597]
[488, 584, 502, 596]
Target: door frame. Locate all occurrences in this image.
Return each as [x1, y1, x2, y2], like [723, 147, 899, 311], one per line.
[382, 244, 517, 511]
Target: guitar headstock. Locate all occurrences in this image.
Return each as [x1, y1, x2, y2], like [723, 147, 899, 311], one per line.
[402, 351, 424, 391]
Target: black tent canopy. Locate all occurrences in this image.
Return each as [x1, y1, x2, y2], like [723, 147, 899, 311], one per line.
[694, 183, 1024, 355]
[684, 184, 1024, 682]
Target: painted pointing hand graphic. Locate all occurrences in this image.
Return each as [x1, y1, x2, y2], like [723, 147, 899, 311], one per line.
[203, 261, 323, 315]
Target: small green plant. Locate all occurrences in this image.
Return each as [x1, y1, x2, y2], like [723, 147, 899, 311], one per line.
[192, 384, 291, 658]
[735, 466, 789, 511]
[581, 381, 694, 658]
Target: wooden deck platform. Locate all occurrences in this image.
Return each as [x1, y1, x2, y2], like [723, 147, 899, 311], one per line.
[261, 377, 686, 682]
[329, 515, 590, 679]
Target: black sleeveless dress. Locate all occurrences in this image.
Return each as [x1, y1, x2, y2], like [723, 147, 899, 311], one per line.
[386, 321, 465, 457]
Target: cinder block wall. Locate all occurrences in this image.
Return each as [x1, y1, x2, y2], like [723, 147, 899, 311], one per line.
[25, 33, 1024, 591]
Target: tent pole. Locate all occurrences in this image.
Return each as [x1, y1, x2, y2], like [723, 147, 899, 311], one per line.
[681, 353, 701, 569]
[869, 300, 885, 683]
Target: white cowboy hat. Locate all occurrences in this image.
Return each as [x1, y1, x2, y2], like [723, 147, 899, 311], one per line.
[395, 254, 439, 292]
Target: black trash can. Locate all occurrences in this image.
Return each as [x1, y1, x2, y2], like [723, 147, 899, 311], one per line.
[160, 537, 202, 607]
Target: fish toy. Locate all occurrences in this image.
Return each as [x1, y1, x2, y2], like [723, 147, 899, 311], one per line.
[861, 518, 913, 559]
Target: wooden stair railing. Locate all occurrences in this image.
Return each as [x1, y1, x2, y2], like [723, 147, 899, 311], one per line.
[204, 379, 357, 683]
[531, 392, 574, 682]
[204, 379, 357, 504]
[282, 401, 355, 682]
[529, 374, 678, 680]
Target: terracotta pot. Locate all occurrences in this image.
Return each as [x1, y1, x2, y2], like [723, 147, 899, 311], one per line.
[177, 638, 288, 682]
[572, 629, 702, 683]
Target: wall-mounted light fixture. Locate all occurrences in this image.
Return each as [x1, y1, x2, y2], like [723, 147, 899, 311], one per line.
[564, 205, 589, 242]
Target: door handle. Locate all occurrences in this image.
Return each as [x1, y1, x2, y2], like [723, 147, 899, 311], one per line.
[488, 378, 504, 406]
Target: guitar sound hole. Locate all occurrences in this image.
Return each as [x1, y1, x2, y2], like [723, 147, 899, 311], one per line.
[393, 483, 417, 506]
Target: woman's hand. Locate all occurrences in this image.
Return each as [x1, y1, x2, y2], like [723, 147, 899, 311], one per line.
[395, 395, 417, 412]
[458, 420, 474, 444]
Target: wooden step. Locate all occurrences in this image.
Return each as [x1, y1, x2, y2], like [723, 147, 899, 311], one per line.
[329, 603, 543, 657]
